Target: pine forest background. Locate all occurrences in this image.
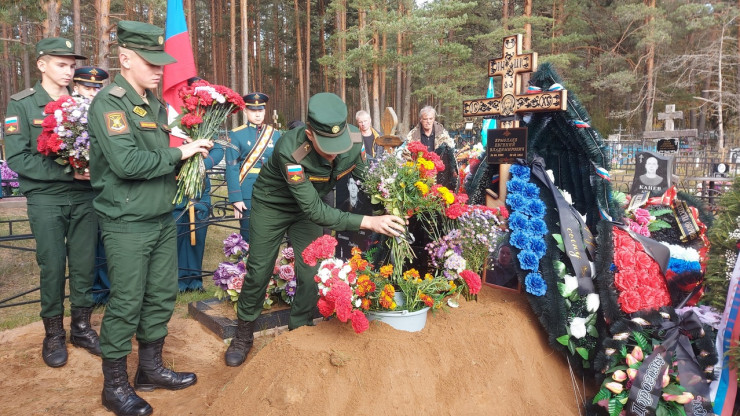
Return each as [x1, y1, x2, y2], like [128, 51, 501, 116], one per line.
[1, 0, 739, 146]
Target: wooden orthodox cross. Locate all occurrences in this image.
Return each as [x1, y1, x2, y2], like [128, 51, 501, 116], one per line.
[375, 107, 403, 152]
[642, 104, 697, 144]
[462, 34, 567, 209]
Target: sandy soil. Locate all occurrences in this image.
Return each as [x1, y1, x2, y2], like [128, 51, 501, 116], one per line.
[0, 286, 590, 416]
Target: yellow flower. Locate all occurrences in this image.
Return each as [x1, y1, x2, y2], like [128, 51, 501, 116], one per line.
[424, 273, 433, 280]
[403, 268, 420, 281]
[414, 181, 429, 195]
[449, 281, 457, 290]
[442, 191, 454, 205]
[404, 161, 414, 167]
[380, 264, 393, 278]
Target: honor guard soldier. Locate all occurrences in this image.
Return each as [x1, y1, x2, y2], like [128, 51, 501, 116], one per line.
[224, 93, 406, 367]
[73, 66, 112, 303]
[87, 20, 212, 416]
[225, 92, 280, 242]
[4, 37, 101, 368]
[73, 66, 109, 100]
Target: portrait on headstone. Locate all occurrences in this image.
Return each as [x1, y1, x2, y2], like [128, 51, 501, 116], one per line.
[335, 175, 376, 260]
[630, 151, 672, 195]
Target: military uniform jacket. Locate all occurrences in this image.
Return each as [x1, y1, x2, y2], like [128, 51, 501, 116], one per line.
[252, 126, 366, 231]
[4, 81, 93, 203]
[224, 123, 280, 204]
[88, 74, 182, 222]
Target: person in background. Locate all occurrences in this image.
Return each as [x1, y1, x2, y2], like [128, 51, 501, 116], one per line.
[225, 92, 281, 243]
[72, 65, 112, 304]
[72, 66, 109, 100]
[355, 110, 382, 158]
[223, 93, 407, 367]
[87, 21, 211, 416]
[406, 106, 454, 153]
[4, 37, 101, 368]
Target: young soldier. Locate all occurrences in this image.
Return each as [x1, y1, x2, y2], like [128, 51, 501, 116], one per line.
[4, 37, 100, 368]
[225, 92, 280, 242]
[224, 93, 406, 367]
[73, 66, 109, 100]
[87, 21, 212, 416]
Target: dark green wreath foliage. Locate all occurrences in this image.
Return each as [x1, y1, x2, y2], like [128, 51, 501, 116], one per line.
[526, 62, 621, 225]
[705, 180, 740, 310]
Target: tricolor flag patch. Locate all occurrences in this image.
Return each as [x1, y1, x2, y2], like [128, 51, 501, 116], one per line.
[286, 164, 306, 184]
[573, 120, 590, 128]
[4, 116, 19, 135]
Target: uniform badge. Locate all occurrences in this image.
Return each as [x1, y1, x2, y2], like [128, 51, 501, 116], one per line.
[33, 119, 44, 126]
[139, 121, 157, 129]
[158, 36, 164, 45]
[105, 111, 129, 135]
[332, 125, 340, 134]
[133, 106, 147, 117]
[4, 116, 19, 135]
[285, 164, 306, 184]
[65, 40, 72, 48]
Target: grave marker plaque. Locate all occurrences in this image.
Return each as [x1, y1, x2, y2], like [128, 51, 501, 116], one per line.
[630, 151, 673, 196]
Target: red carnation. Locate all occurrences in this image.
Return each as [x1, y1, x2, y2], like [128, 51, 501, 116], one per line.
[445, 203, 467, 220]
[181, 113, 203, 129]
[302, 235, 338, 266]
[460, 269, 482, 295]
[407, 141, 427, 156]
[618, 290, 642, 314]
[350, 310, 370, 334]
[317, 297, 335, 318]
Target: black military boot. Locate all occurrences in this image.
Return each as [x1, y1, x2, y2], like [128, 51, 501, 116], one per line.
[224, 319, 255, 367]
[133, 337, 197, 391]
[102, 357, 152, 416]
[42, 315, 67, 367]
[70, 307, 102, 356]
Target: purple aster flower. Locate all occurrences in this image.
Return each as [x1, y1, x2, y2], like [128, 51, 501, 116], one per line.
[223, 232, 249, 257]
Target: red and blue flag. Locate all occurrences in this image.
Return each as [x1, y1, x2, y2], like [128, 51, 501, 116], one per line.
[163, 0, 197, 146]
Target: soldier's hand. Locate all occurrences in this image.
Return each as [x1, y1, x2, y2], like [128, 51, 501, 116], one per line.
[361, 214, 406, 237]
[73, 170, 90, 181]
[233, 201, 247, 219]
[178, 139, 213, 160]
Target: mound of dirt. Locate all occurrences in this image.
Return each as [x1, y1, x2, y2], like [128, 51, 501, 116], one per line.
[0, 287, 589, 415]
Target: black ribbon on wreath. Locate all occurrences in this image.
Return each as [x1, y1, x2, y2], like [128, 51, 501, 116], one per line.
[624, 311, 715, 416]
[659, 311, 714, 416]
[528, 156, 596, 296]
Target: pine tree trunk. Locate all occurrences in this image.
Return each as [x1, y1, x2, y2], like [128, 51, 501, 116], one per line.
[371, 5, 381, 131]
[73, 0, 81, 55]
[96, 0, 110, 73]
[188, 0, 199, 71]
[210, 0, 219, 83]
[230, 0, 238, 128]
[256, 0, 262, 92]
[643, 0, 655, 132]
[241, 0, 249, 103]
[294, 0, 306, 119]
[358, 9, 370, 113]
[42, 0, 61, 37]
[319, 0, 328, 91]
[305, 0, 311, 103]
[1, 23, 10, 107]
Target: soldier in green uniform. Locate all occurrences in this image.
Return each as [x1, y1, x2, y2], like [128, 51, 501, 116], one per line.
[73, 66, 109, 100]
[4, 37, 101, 368]
[224, 92, 406, 367]
[87, 21, 212, 416]
[225, 92, 280, 242]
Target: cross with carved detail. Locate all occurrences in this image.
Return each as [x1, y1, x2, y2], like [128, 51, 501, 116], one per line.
[462, 34, 568, 209]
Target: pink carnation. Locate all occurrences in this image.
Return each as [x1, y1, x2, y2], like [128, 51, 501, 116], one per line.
[460, 269, 482, 295]
[302, 235, 338, 266]
[350, 310, 370, 334]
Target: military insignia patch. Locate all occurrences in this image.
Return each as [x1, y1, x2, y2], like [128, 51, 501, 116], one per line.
[104, 111, 129, 135]
[4, 116, 19, 135]
[286, 164, 306, 184]
[133, 106, 147, 117]
[139, 121, 157, 129]
[65, 40, 72, 48]
[33, 119, 44, 126]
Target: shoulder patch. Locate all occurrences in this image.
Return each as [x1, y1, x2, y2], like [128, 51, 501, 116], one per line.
[232, 124, 248, 132]
[109, 86, 126, 98]
[104, 111, 130, 136]
[10, 88, 35, 101]
[4, 116, 20, 135]
[285, 164, 306, 185]
[350, 131, 362, 144]
[291, 141, 312, 163]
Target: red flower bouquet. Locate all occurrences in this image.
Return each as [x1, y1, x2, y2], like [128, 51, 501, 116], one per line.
[172, 80, 245, 203]
[36, 95, 91, 174]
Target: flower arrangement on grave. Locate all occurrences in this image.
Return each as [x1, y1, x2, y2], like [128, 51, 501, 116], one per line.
[589, 308, 717, 416]
[426, 205, 507, 301]
[36, 95, 91, 174]
[505, 159, 606, 373]
[0, 160, 19, 195]
[360, 141, 451, 279]
[213, 233, 296, 311]
[302, 235, 450, 334]
[172, 80, 245, 204]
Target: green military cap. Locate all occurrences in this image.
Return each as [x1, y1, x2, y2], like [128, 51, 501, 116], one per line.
[116, 20, 176, 66]
[36, 37, 87, 60]
[306, 93, 352, 155]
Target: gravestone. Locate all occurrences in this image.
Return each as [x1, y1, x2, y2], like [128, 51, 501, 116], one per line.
[630, 151, 673, 196]
[462, 34, 567, 210]
[643, 104, 697, 154]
